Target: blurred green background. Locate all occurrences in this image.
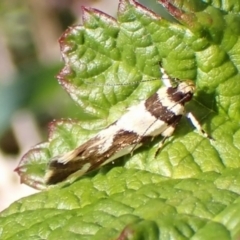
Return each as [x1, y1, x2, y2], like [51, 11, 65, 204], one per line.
[0, 0, 172, 210]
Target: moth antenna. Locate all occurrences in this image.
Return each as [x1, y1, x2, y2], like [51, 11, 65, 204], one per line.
[191, 97, 216, 115]
[84, 78, 160, 87]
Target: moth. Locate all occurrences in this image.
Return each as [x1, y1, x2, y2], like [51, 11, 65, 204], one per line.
[44, 67, 211, 185]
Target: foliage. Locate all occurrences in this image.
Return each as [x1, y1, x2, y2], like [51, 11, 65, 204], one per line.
[2, 0, 240, 239]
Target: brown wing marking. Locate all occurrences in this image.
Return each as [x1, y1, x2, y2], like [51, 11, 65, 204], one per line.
[45, 130, 151, 184]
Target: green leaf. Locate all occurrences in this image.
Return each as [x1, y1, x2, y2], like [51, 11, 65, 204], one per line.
[1, 169, 240, 239]
[3, 0, 240, 239]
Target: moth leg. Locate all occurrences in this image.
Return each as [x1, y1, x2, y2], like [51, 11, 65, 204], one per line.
[160, 66, 172, 87]
[154, 136, 169, 156]
[186, 112, 213, 140]
[155, 125, 176, 156]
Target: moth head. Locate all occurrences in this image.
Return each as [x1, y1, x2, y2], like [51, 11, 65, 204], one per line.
[175, 80, 196, 104]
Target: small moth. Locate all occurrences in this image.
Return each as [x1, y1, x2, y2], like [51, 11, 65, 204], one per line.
[45, 67, 211, 185]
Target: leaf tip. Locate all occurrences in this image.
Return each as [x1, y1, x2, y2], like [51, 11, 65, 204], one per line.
[14, 163, 45, 190]
[158, 0, 184, 19]
[119, 0, 160, 19]
[81, 5, 94, 23]
[56, 66, 78, 93]
[14, 165, 21, 178]
[82, 5, 117, 24]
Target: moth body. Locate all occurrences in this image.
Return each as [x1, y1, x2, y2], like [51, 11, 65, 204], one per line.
[45, 68, 209, 185]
